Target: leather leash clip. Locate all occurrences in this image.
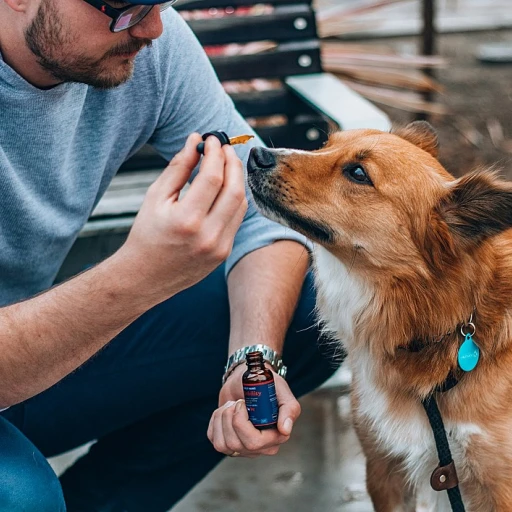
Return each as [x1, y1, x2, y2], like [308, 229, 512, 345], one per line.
[430, 462, 459, 491]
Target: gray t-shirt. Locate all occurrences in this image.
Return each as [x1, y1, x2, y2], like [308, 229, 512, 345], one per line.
[0, 8, 307, 306]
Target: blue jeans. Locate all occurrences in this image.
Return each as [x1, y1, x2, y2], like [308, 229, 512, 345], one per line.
[1, 265, 339, 512]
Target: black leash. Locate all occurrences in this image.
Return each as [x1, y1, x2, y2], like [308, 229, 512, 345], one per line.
[421, 374, 466, 512]
[405, 312, 478, 511]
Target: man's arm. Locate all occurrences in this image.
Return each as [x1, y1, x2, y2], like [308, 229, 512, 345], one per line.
[0, 135, 246, 408]
[227, 241, 309, 354]
[207, 241, 310, 457]
[0, 251, 152, 408]
[150, 11, 315, 456]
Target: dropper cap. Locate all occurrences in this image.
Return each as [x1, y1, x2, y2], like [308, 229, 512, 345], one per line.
[196, 131, 230, 155]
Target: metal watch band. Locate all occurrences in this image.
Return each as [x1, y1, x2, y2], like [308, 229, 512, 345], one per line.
[222, 344, 287, 385]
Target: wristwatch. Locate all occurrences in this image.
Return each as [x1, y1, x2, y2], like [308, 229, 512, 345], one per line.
[222, 344, 287, 385]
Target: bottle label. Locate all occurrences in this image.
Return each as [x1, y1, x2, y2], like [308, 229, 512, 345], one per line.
[243, 379, 279, 427]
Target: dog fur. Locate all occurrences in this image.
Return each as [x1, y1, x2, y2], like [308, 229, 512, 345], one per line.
[247, 121, 512, 511]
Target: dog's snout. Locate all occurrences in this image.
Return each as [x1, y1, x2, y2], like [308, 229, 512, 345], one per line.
[248, 147, 277, 173]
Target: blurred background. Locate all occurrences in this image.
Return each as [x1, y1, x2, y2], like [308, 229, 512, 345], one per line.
[176, 0, 512, 178]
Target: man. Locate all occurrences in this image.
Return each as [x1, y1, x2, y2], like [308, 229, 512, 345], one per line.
[0, 0, 338, 510]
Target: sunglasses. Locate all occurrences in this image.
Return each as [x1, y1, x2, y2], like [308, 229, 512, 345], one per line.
[83, 0, 177, 33]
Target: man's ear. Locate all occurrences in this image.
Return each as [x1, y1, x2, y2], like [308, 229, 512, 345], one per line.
[2, 0, 28, 13]
[392, 121, 439, 158]
[439, 171, 512, 248]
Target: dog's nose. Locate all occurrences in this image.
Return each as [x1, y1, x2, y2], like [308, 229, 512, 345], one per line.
[248, 147, 277, 173]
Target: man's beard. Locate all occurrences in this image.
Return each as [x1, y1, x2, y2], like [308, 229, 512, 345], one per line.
[25, 0, 152, 89]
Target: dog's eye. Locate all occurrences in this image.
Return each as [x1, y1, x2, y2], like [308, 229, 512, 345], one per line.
[343, 164, 372, 185]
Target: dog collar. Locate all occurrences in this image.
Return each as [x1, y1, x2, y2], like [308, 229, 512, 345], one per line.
[398, 330, 453, 353]
[397, 309, 476, 355]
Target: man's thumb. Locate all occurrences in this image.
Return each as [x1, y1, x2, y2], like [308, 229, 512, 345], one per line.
[276, 382, 301, 436]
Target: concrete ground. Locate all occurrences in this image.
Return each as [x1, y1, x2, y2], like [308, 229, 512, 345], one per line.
[48, 369, 373, 512]
[173, 385, 373, 512]
[48, 370, 374, 512]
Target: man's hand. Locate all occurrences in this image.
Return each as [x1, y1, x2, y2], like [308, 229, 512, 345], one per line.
[207, 364, 301, 458]
[118, 133, 247, 303]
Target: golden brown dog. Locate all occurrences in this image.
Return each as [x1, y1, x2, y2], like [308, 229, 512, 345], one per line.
[247, 121, 512, 511]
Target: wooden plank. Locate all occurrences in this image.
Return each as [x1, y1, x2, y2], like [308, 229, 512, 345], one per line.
[187, 5, 316, 46]
[80, 217, 135, 237]
[256, 115, 331, 149]
[119, 146, 167, 173]
[91, 170, 161, 218]
[57, 231, 129, 281]
[286, 73, 391, 131]
[176, 0, 312, 10]
[477, 43, 512, 63]
[231, 87, 315, 117]
[211, 40, 322, 81]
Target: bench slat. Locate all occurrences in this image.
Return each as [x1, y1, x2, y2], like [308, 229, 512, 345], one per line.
[176, 0, 312, 10]
[211, 40, 322, 81]
[188, 5, 316, 46]
[256, 116, 330, 149]
[231, 87, 314, 118]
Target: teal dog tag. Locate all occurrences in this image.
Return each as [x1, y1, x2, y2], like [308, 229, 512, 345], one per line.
[458, 334, 480, 372]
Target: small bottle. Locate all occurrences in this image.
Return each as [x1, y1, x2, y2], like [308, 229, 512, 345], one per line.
[243, 351, 279, 430]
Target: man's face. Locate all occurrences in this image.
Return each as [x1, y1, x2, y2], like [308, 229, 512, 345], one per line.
[25, 0, 160, 89]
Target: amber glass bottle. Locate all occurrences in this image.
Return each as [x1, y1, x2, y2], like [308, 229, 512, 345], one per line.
[242, 351, 279, 430]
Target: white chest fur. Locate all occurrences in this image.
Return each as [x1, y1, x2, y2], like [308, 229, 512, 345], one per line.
[313, 245, 371, 346]
[354, 357, 484, 511]
[312, 245, 484, 511]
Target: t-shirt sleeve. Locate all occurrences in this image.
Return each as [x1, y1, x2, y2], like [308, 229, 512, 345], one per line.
[148, 9, 311, 276]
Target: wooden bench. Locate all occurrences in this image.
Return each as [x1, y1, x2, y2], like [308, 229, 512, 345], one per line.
[57, 0, 390, 281]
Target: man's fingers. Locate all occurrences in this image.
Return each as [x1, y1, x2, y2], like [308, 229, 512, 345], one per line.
[205, 146, 247, 252]
[232, 399, 289, 450]
[206, 144, 246, 226]
[181, 136, 226, 215]
[208, 401, 236, 454]
[221, 403, 245, 454]
[211, 200, 247, 259]
[275, 378, 302, 436]
[225, 197, 248, 239]
[259, 446, 281, 457]
[155, 133, 202, 200]
[209, 399, 290, 457]
[207, 413, 214, 441]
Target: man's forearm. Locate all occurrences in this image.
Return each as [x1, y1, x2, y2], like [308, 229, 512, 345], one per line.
[227, 240, 310, 356]
[0, 134, 246, 409]
[0, 251, 155, 408]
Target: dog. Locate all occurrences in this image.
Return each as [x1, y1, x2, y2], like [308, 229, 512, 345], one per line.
[247, 121, 512, 511]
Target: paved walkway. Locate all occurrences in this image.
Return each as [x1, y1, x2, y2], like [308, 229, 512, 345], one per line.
[174, 386, 373, 512]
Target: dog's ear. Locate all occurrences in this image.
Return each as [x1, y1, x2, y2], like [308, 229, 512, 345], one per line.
[392, 121, 439, 158]
[439, 171, 512, 248]
[421, 171, 512, 271]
